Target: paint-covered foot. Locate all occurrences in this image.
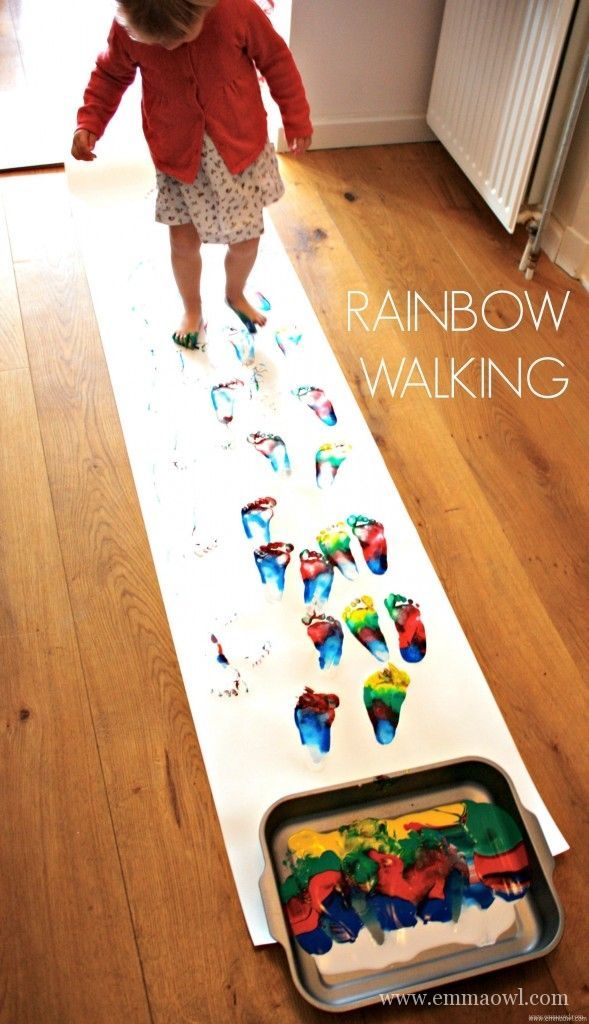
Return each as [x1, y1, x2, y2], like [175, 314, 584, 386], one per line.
[173, 313, 205, 351]
[226, 294, 267, 333]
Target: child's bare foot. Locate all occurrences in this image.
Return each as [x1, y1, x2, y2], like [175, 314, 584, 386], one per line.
[226, 293, 267, 331]
[172, 308, 204, 350]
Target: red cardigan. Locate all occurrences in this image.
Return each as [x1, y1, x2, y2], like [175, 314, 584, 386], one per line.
[76, 0, 312, 183]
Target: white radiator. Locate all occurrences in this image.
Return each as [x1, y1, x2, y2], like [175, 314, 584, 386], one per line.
[427, 0, 577, 232]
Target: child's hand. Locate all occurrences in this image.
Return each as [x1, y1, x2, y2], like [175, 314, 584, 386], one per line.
[289, 136, 312, 157]
[71, 129, 97, 161]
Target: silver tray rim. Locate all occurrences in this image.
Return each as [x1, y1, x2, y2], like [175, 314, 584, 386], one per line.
[258, 755, 564, 1013]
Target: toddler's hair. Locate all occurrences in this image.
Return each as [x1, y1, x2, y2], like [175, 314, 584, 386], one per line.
[116, 0, 218, 43]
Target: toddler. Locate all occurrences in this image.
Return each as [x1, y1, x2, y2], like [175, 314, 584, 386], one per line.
[72, 0, 312, 348]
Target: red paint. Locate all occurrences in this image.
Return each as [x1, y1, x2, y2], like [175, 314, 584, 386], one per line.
[473, 842, 530, 891]
[295, 687, 339, 724]
[369, 846, 466, 903]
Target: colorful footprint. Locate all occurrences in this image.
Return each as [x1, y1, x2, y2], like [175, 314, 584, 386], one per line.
[247, 431, 292, 476]
[294, 687, 340, 762]
[292, 386, 337, 426]
[254, 542, 294, 601]
[347, 514, 388, 574]
[299, 549, 334, 608]
[303, 613, 344, 670]
[275, 327, 303, 356]
[211, 379, 244, 424]
[342, 596, 389, 661]
[241, 497, 277, 544]
[384, 593, 426, 662]
[228, 325, 256, 365]
[363, 662, 411, 744]
[317, 523, 358, 580]
[315, 442, 351, 489]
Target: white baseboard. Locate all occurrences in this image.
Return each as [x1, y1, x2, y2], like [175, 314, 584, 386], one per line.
[540, 215, 563, 262]
[276, 114, 436, 152]
[541, 214, 589, 290]
[555, 224, 589, 280]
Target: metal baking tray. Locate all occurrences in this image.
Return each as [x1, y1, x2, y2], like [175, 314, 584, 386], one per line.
[259, 757, 563, 1013]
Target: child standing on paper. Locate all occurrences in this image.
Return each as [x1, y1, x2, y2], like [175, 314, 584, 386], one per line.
[72, 0, 312, 349]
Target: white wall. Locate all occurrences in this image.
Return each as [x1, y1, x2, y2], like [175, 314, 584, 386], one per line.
[546, 85, 589, 288]
[539, 0, 589, 288]
[284, 0, 445, 149]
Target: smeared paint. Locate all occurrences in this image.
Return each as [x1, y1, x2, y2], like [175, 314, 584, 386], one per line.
[347, 515, 388, 575]
[228, 325, 256, 366]
[300, 549, 334, 609]
[317, 523, 358, 581]
[211, 379, 244, 424]
[384, 593, 427, 663]
[247, 432, 292, 476]
[254, 542, 294, 601]
[241, 496, 277, 544]
[292, 386, 337, 426]
[294, 686, 340, 762]
[363, 662, 411, 744]
[303, 613, 344, 670]
[255, 291, 272, 311]
[342, 596, 389, 661]
[210, 634, 248, 697]
[280, 800, 531, 955]
[275, 327, 303, 356]
[315, 442, 351, 489]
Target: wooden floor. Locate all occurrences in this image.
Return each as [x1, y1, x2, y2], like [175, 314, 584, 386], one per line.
[1, 146, 587, 1023]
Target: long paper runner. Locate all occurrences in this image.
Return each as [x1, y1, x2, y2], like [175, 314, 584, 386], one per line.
[67, 136, 566, 945]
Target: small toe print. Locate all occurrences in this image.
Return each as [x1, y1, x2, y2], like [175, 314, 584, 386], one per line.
[384, 593, 427, 662]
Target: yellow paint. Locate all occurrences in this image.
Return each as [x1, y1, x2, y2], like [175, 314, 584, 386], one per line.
[287, 803, 466, 860]
[364, 662, 411, 692]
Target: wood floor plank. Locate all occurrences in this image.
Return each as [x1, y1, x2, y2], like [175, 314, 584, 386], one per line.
[270, 151, 588, 1009]
[0, 367, 151, 1024]
[0, 196, 27, 369]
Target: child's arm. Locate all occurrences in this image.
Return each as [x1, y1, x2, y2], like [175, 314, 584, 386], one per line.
[242, 0, 313, 153]
[73, 21, 138, 159]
